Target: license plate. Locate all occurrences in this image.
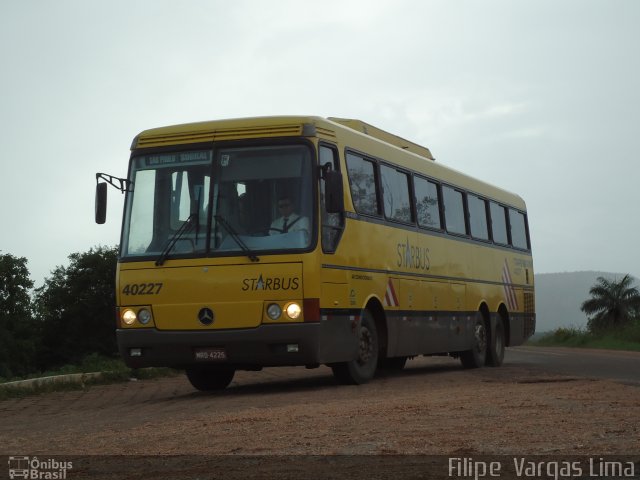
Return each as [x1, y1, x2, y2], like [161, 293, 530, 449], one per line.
[194, 347, 227, 361]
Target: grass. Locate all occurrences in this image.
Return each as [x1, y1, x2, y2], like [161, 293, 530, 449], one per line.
[528, 322, 640, 352]
[0, 353, 179, 400]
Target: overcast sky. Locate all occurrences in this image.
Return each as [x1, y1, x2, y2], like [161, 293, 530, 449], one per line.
[1, 0, 639, 287]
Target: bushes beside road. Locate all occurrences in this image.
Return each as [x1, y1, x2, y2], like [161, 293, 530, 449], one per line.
[530, 323, 640, 351]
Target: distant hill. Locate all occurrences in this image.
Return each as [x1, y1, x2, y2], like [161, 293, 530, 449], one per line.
[534, 271, 638, 332]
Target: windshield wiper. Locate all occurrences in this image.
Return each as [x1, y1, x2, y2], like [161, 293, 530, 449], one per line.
[215, 215, 260, 262]
[155, 213, 197, 266]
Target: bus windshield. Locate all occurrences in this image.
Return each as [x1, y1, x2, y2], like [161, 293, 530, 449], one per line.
[121, 144, 314, 260]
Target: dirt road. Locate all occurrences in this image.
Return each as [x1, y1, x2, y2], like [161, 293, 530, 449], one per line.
[2, 351, 638, 459]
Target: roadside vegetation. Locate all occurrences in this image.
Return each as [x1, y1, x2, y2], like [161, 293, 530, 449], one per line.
[0, 247, 177, 399]
[530, 274, 640, 351]
[0, 353, 177, 400]
[531, 324, 640, 351]
[1, 247, 120, 381]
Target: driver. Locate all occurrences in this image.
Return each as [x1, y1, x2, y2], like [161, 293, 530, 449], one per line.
[269, 195, 309, 236]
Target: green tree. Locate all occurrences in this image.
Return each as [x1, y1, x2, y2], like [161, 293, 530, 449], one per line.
[581, 274, 640, 333]
[34, 245, 118, 369]
[0, 252, 38, 378]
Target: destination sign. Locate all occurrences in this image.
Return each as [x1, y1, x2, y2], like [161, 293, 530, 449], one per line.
[142, 151, 210, 167]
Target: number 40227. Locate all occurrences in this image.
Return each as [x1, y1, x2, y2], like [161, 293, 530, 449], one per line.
[122, 283, 163, 295]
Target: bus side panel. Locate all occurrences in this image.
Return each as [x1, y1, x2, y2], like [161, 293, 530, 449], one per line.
[448, 283, 470, 352]
[390, 279, 424, 356]
[318, 281, 359, 363]
[388, 280, 452, 357]
[318, 312, 359, 364]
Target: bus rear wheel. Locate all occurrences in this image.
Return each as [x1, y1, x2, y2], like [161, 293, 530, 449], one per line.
[460, 313, 487, 369]
[486, 317, 505, 367]
[331, 309, 379, 384]
[186, 366, 235, 391]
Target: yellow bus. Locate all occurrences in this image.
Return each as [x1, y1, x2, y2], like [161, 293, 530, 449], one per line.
[95, 116, 535, 390]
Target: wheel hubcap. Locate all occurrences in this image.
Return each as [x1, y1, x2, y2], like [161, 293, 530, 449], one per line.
[475, 323, 487, 353]
[358, 326, 373, 365]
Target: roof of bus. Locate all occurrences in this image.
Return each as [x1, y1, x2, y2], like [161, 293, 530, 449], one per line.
[133, 115, 327, 149]
[133, 115, 526, 210]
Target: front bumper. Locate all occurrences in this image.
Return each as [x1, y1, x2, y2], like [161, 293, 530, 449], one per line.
[117, 318, 356, 369]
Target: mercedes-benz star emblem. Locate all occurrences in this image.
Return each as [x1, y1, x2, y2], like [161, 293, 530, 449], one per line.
[198, 308, 214, 326]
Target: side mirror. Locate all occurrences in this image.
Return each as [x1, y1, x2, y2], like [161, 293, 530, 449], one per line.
[324, 170, 344, 214]
[95, 182, 108, 224]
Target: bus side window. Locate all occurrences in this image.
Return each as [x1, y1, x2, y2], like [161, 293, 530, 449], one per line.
[468, 194, 489, 240]
[414, 176, 441, 229]
[442, 185, 467, 235]
[320, 145, 344, 253]
[380, 164, 412, 223]
[489, 202, 509, 245]
[346, 152, 380, 216]
[509, 209, 529, 250]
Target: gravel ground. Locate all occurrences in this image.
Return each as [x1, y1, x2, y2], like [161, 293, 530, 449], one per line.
[1, 353, 638, 479]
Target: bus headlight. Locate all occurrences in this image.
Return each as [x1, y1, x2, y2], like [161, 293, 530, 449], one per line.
[267, 303, 282, 320]
[138, 308, 152, 325]
[122, 309, 137, 325]
[285, 302, 302, 320]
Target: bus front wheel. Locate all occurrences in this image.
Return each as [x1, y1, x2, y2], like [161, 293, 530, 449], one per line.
[460, 313, 487, 369]
[331, 309, 379, 384]
[186, 366, 235, 391]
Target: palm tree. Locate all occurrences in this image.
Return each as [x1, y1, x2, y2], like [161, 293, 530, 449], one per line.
[581, 274, 640, 333]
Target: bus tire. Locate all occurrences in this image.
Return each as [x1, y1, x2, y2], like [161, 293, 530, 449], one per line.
[331, 309, 379, 384]
[460, 313, 487, 369]
[186, 367, 235, 391]
[486, 317, 505, 367]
